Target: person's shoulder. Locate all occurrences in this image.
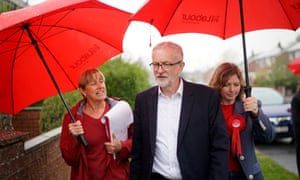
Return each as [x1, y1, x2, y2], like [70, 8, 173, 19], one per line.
[183, 80, 219, 99]
[137, 86, 157, 96]
[295, 92, 300, 99]
[292, 92, 300, 104]
[71, 99, 85, 116]
[106, 96, 124, 107]
[107, 96, 121, 101]
[183, 80, 214, 92]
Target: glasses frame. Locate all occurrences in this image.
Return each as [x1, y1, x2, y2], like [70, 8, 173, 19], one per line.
[149, 61, 182, 70]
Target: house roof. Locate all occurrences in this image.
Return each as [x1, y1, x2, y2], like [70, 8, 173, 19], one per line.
[247, 41, 300, 63]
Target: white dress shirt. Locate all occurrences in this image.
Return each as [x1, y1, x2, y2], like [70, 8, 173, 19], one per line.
[152, 79, 183, 179]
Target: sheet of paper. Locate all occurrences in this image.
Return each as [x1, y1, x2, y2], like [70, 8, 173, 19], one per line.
[102, 100, 133, 141]
[101, 100, 133, 159]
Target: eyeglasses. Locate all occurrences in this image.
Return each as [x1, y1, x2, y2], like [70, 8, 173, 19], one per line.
[149, 61, 182, 70]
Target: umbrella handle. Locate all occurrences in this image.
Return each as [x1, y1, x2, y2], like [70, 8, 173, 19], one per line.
[57, 89, 89, 149]
[56, 92, 89, 148]
[244, 86, 252, 98]
[57, 87, 88, 149]
[56, 87, 89, 149]
[78, 135, 88, 148]
[67, 106, 89, 148]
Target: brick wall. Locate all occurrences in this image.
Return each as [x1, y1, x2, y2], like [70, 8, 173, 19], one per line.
[12, 107, 42, 139]
[0, 108, 70, 180]
[24, 127, 70, 180]
[0, 128, 70, 180]
[0, 130, 29, 179]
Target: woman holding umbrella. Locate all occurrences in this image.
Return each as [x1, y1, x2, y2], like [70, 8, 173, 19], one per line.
[60, 68, 133, 179]
[208, 62, 275, 180]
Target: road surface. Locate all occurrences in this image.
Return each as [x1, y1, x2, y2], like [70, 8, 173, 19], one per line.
[256, 138, 298, 176]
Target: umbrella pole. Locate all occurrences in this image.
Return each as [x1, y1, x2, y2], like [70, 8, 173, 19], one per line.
[23, 24, 88, 148]
[238, 0, 251, 97]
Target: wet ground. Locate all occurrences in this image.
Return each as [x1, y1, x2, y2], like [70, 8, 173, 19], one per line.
[255, 138, 298, 176]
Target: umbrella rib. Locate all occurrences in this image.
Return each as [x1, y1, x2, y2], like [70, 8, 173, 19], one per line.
[0, 27, 31, 49]
[0, 44, 32, 57]
[277, 0, 297, 30]
[161, 0, 183, 36]
[28, 8, 75, 42]
[10, 28, 27, 114]
[29, 24, 121, 88]
[0, 28, 19, 46]
[30, 7, 121, 53]
[31, 24, 121, 52]
[29, 27, 78, 89]
[223, 0, 229, 39]
[23, 8, 99, 89]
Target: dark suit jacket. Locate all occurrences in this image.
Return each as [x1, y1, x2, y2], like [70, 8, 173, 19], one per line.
[292, 92, 300, 176]
[130, 79, 230, 180]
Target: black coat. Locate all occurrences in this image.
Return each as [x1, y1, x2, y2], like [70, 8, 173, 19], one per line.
[292, 92, 300, 176]
[130, 79, 230, 180]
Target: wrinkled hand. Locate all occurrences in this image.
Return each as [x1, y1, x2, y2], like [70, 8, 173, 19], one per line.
[242, 96, 259, 116]
[104, 133, 122, 154]
[68, 120, 84, 137]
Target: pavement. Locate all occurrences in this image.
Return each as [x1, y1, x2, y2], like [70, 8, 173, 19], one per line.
[256, 138, 299, 176]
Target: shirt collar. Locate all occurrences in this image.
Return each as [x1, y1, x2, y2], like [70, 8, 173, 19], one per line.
[158, 78, 183, 97]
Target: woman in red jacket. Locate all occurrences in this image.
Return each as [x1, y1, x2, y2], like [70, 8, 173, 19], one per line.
[60, 68, 133, 180]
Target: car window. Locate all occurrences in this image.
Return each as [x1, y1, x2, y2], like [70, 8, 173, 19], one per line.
[252, 88, 284, 105]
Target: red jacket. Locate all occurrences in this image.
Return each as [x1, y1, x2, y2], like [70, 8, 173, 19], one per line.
[60, 97, 133, 180]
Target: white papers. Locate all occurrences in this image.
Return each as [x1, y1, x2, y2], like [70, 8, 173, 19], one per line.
[101, 100, 133, 142]
[101, 100, 133, 159]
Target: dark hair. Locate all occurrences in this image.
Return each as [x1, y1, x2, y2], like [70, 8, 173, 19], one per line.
[208, 62, 245, 100]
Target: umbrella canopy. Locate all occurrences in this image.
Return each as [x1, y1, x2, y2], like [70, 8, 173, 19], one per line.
[131, 0, 300, 96]
[0, 0, 131, 115]
[288, 57, 300, 75]
[131, 0, 300, 39]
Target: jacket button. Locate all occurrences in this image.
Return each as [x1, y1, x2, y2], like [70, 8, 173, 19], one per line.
[240, 155, 245, 160]
[248, 174, 254, 179]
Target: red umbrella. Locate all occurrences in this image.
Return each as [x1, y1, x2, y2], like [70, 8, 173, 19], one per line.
[131, 0, 300, 96]
[0, 0, 131, 147]
[288, 57, 300, 75]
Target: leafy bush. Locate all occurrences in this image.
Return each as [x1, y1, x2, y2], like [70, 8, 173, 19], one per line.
[39, 90, 81, 132]
[100, 57, 150, 108]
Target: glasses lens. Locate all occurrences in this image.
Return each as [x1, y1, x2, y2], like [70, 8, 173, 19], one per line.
[161, 64, 169, 70]
[150, 63, 160, 69]
[150, 61, 181, 70]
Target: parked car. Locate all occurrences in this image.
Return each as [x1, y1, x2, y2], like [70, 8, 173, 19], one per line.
[251, 87, 294, 142]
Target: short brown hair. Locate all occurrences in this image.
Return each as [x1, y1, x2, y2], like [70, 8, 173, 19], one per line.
[78, 68, 105, 89]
